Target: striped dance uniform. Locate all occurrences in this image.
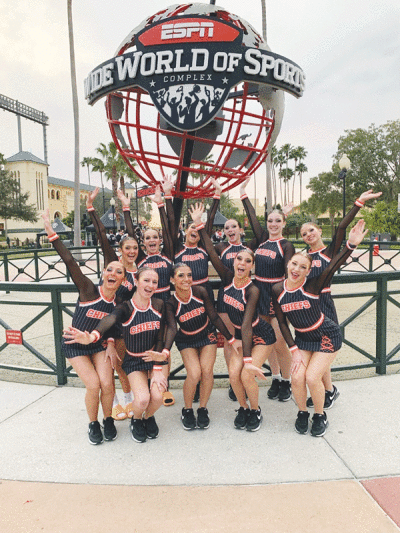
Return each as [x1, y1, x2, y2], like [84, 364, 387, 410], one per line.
[137, 253, 173, 302]
[254, 238, 290, 317]
[223, 280, 276, 345]
[172, 290, 218, 350]
[275, 280, 341, 353]
[62, 288, 116, 359]
[121, 299, 166, 374]
[217, 243, 250, 313]
[175, 245, 214, 303]
[115, 267, 137, 303]
[308, 248, 338, 323]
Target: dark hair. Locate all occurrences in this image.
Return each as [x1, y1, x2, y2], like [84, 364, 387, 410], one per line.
[119, 234, 139, 248]
[171, 262, 192, 277]
[224, 218, 242, 229]
[267, 209, 286, 221]
[236, 248, 255, 262]
[105, 261, 126, 277]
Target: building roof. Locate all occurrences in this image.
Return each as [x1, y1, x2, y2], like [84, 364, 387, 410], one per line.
[36, 218, 72, 236]
[47, 176, 113, 194]
[6, 151, 47, 165]
[86, 206, 125, 231]
[213, 210, 227, 226]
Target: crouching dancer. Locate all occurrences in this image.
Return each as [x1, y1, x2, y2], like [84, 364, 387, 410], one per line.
[63, 267, 169, 443]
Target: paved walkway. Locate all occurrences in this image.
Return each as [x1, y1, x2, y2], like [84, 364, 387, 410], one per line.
[1, 374, 400, 532]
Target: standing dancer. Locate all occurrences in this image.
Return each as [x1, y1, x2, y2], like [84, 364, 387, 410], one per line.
[190, 203, 276, 432]
[240, 179, 295, 402]
[119, 189, 176, 406]
[42, 210, 124, 445]
[163, 263, 240, 430]
[300, 189, 381, 409]
[63, 267, 169, 443]
[86, 188, 137, 420]
[206, 179, 258, 401]
[272, 220, 368, 436]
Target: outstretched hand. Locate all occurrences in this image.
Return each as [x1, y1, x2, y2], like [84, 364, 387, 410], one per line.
[239, 177, 250, 196]
[151, 185, 163, 205]
[161, 175, 174, 196]
[210, 177, 222, 196]
[62, 326, 96, 345]
[117, 188, 130, 209]
[86, 187, 99, 208]
[358, 189, 382, 203]
[348, 219, 368, 247]
[41, 209, 53, 236]
[282, 202, 294, 216]
[189, 202, 205, 225]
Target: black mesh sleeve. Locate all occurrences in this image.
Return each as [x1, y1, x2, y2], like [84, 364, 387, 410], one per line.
[194, 286, 233, 341]
[164, 299, 178, 351]
[326, 203, 361, 258]
[271, 283, 296, 349]
[88, 208, 118, 266]
[241, 284, 261, 359]
[242, 196, 268, 245]
[197, 226, 233, 286]
[205, 197, 220, 236]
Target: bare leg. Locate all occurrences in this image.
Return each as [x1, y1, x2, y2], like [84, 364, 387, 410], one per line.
[198, 344, 217, 408]
[291, 350, 312, 411]
[145, 366, 169, 418]
[68, 354, 102, 422]
[306, 352, 337, 415]
[92, 351, 115, 418]
[181, 347, 202, 409]
[127, 371, 150, 419]
[269, 317, 292, 380]
[228, 349, 247, 408]
[241, 345, 271, 410]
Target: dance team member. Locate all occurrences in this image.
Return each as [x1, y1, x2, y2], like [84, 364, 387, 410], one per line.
[42, 210, 124, 445]
[206, 179, 258, 401]
[272, 220, 368, 437]
[63, 267, 169, 444]
[162, 263, 241, 430]
[160, 176, 215, 303]
[190, 203, 276, 432]
[240, 179, 294, 402]
[120, 189, 176, 406]
[300, 189, 381, 410]
[87, 188, 137, 420]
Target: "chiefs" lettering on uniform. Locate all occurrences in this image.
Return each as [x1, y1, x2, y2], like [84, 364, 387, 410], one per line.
[180, 306, 205, 322]
[86, 309, 109, 320]
[147, 261, 168, 270]
[281, 301, 311, 312]
[256, 248, 277, 259]
[130, 321, 160, 335]
[181, 253, 205, 262]
[224, 294, 244, 311]
[311, 260, 322, 268]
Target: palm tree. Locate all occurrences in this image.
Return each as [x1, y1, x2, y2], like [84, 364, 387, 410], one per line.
[90, 157, 106, 213]
[81, 157, 93, 186]
[67, 0, 80, 246]
[296, 161, 308, 206]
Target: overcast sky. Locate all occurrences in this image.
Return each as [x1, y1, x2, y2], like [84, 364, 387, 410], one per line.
[1, 0, 399, 204]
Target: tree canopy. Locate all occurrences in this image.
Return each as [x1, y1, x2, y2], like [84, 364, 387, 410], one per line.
[361, 201, 400, 240]
[0, 154, 37, 223]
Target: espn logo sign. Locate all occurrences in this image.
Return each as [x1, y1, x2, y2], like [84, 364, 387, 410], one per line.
[161, 22, 214, 40]
[138, 18, 240, 46]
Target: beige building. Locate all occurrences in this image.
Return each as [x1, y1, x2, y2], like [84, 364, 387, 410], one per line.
[231, 196, 266, 217]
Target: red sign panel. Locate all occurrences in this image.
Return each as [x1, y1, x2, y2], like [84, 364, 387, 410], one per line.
[139, 18, 240, 46]
[137, 186, 156, 198]
[6, 330, 23, 345]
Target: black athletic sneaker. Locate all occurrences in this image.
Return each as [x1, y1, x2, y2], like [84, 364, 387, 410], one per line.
[197, 407, 210, 429]
[228, 385, 237, 402]
[88, 421, 103, 445]
[295, 411, 310, 434]
[144, 416, 159, 439]
[193, 383, 200, 403]
[234, 406, 250, 429]
[246, 407, 263, 432]
[324, 385, 340, 410]
[267, 378, 281, 400]
[181, 408, 197, 430]
[103, 417, 117, 441]
[310, 412, 329, 437]
[306, 385, 340, 410]
[130, 418, 147, 443]
[278, 380, 291, 402]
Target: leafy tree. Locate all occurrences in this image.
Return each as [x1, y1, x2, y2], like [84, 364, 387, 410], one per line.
[0, 154, 37, 224]
[361, 201, 400, 240]
[334, 120, 400, 204]
[302, 171, 343, 234]
[284, 212, 312, 239]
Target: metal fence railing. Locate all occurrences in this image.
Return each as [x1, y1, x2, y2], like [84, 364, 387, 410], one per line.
[1, 271, 400, 385]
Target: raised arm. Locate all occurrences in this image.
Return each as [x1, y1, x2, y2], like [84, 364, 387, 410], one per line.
[151, 184, 174, 260]
[205, 178, 222, 236]
[163, 300, 178, 352]
[313, 219, 369, 294]
[196, 286, 235, 342]
[241, 284, 260, 361]
[87, 188, 118, 266]
[328, 190, 382, 258]
[118, 189, 146, 263]
[190, 203, 233, 285]
[239, 178, 268, 245]
[42, 210, 96, 301]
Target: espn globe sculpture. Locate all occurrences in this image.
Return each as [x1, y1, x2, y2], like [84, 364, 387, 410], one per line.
[85, 3, 305, 219]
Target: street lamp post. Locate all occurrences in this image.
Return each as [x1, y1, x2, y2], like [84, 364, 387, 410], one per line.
[110, 197, 116, 235]
[338, 154, 351, 218]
